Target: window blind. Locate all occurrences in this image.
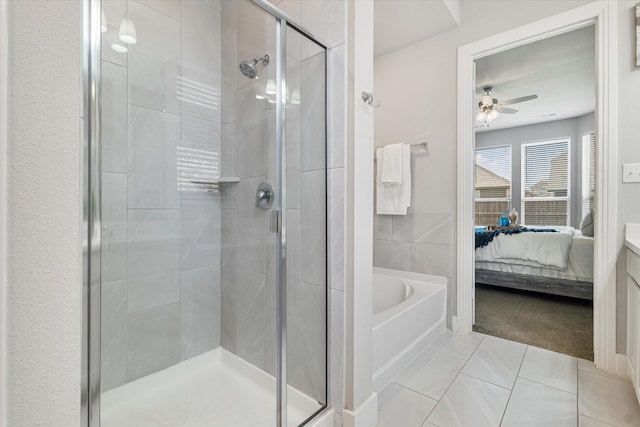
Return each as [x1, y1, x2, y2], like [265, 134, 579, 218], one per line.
[582, 132, 596, 218]
[474, 145, 511, 225]
[522, 140, 570, 226]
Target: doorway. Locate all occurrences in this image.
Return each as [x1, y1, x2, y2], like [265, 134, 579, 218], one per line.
[471, 26, 596, 359]
[455, 1, 619, 373]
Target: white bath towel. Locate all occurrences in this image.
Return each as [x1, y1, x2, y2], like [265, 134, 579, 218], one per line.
[376, 143, 411, 215]
[380, 143, 404, 183]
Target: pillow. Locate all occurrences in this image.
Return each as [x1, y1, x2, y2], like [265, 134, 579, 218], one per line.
[580, 209, 594, 237]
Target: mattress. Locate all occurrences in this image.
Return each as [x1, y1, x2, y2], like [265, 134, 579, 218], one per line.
[475, 231, 594, 282]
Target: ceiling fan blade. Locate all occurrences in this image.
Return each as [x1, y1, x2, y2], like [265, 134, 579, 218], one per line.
[496, 107, 518, 114]
[498, 94, 538, 106]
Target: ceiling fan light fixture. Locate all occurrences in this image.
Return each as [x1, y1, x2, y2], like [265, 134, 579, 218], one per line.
[476, 85, 536, 125]
[476, 106, 499, 124]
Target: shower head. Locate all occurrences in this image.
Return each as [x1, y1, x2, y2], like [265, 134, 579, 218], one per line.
[239, 54, 270, 79]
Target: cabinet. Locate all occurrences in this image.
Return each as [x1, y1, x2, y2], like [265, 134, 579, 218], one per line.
[627, 249, 640, 404]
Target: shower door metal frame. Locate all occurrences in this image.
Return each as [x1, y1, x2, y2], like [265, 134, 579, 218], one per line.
[275, 16, 288, 427]
[82, 0, 102, 426]
[81, 1, 329, 426]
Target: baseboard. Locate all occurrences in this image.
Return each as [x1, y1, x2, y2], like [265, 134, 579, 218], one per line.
[342, 393, 377, 427]
[592, 353, 630, 379]
[617, 353, 630, 378]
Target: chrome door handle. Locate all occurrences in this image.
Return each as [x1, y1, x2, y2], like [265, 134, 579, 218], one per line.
[270, 210, 280, 233]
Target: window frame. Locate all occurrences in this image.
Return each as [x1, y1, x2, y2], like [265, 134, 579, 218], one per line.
[520, 137, 572, 226]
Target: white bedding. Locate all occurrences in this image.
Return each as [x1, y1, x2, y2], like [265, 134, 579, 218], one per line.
[475, 227, 594, 282]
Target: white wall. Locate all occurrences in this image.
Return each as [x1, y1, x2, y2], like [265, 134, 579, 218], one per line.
[374, 0, 640, 354]
[374, 0, 593, 332]
[6, 1, 82, 426]
[616, 1, 640, 353]
[345, 0, 375, 422]
[476, 113, 595, 228]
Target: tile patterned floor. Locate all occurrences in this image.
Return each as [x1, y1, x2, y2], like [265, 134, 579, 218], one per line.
[377, 331, 640, 427]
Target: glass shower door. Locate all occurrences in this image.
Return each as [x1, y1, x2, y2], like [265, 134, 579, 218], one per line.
[283, 25, 328, 425]
[98, 0, 281, 425]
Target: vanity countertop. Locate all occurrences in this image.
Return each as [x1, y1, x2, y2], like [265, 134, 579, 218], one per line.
[626, 223, 640, 256]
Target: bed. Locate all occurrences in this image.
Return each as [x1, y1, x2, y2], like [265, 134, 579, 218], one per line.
[474, 226, 594, 300]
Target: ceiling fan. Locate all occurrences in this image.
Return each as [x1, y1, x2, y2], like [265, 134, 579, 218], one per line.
[476, 86, 538, 124]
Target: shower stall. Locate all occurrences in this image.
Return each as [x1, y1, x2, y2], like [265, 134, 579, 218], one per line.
[83, 0, 328, 426]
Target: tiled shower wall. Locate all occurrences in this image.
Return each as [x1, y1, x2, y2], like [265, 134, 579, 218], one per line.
[100, 0, 223, 391]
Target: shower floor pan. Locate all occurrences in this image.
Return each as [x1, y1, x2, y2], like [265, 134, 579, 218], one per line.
[101, 348, 322, 427]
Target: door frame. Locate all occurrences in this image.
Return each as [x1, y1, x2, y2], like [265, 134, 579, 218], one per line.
[455, 1, 620, 373]
[0, 0, 7, 423]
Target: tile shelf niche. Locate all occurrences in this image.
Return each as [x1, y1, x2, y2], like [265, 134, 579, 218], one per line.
[189, 177, 241, 185]
[217, 177, 241, 183]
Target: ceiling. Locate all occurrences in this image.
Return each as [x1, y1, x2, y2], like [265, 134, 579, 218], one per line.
[373, 2, 595, 132]
[374, 0, 460, 57]
[475, 25, 596, 132]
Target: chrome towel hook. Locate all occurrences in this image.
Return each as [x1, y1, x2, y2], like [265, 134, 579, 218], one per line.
[361, 92, 381, 108]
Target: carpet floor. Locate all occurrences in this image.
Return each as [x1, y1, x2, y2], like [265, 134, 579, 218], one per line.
[473, 284, 594, 360]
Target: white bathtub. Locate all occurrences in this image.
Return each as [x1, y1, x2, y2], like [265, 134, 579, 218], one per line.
[372, 267, 447, 392]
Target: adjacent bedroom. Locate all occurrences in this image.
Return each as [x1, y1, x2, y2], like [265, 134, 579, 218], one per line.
[472, 25, 596, 360]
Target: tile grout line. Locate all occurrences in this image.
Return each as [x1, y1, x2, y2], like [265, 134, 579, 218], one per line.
[389, 381, 439, 426]
[390, 333, 482, 403]
[497, 344, 529, 426]
[392, 333, 483, 426]
[134, 0, 181, 22]
[422, 335, 487, 425]
[575, 365, 624, 426]
[457, 334, 486, 373]
[458, 371, 514, 393]
[389, 348, 465, 401]
[456, 335, 524, 392]
[578, 363, 629, 381]
[516, 376, 578, 396]
[515, 355, 579, 395]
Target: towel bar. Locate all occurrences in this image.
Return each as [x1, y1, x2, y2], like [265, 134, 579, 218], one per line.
[373, 141, 428, 161]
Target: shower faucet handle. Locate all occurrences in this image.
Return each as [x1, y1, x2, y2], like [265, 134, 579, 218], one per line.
[255, 181, 274, 209]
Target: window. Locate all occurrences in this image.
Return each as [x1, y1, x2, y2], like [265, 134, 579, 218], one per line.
[521, 139, 570, 226]
[582, 132, 595, 218]
[474, 145, 511, 226]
